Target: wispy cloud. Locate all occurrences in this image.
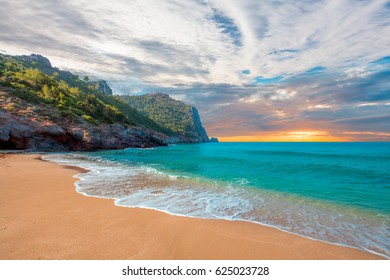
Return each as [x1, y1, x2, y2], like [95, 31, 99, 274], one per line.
[1, 0, 389, 140]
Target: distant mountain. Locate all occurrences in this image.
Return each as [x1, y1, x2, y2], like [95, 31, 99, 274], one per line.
[0, 54, 213, 151]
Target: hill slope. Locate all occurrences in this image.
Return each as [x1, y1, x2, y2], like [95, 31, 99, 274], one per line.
[120, 93, 210, 143]
[0, 54, 211, 151]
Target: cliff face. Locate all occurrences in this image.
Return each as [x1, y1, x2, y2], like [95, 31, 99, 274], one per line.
[120, 93, 210, 143]
[0, 91, 167, 151]
[190, 107, 210, 142]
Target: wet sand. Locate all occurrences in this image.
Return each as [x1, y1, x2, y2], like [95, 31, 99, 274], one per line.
[0, 153, 384, 259]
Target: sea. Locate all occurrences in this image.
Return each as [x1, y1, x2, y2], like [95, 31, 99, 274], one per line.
[43, 142, 390, 258]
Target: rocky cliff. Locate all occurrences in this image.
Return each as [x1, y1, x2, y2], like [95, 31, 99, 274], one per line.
[0, 53, 214, 151]
[190, 106, 210, 142]
[0, 91, 167, 151]
[120, 93, 210, 143]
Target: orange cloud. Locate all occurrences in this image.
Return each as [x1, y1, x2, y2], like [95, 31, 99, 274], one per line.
[219, 131, 348, 142]
[342, 131, 390, 141]
[343, 131, 390, 137]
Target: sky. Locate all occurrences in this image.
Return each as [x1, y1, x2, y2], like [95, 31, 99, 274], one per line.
[1, 0, 390, 141]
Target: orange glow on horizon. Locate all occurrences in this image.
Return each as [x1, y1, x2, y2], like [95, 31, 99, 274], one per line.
[217, 131, 349, 142]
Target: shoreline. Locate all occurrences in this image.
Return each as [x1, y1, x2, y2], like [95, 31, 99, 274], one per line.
[0, 153, 385, 260]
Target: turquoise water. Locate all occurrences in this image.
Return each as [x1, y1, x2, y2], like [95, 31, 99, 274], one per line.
[44, 142, 390, 258]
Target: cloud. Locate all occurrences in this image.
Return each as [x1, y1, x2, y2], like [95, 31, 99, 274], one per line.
[2, 0, 389, 83]
[335, 115, 390, 130]
[1, 0, 389, 140]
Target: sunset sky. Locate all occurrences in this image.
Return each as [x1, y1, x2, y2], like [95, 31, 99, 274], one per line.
[1, 0, 390, 141]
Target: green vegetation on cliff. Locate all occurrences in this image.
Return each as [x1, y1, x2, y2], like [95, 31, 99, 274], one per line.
[120, 93, 209, 140]
[0, 54, 166, 132]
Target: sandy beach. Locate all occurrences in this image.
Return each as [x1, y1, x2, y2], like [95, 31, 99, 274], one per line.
[0, 153, 384, 260]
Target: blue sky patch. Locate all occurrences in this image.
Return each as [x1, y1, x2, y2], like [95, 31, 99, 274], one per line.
[252, 75, 283, 84]
[242, 69, 251, 75]
[373, 56, 390, 65]
[306, 66, 326, 73]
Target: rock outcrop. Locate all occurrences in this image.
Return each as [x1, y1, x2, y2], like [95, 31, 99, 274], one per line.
[0, 91, 166, 151]
[95, 80, 113, 95]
